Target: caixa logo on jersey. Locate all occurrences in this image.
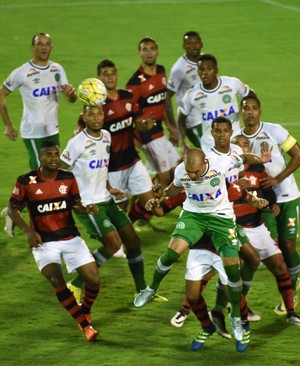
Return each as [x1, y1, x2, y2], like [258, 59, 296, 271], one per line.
[89, 159, 109, 169]
[188, 188, 222, 202]
[38, 200, 67, 213]
[32, 86, 59, 97]
[110, 117, 133, 132]
[147, 92, 167, 104]
[202, 106, 235, 121]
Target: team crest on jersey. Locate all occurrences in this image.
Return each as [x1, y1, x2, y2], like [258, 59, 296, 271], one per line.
[59, 184, 68, 194]
[222, 95, 231, 104]
[194, 92, 206, 101]
[176, 221, 185, 229]
[55, 73, 60, 82]
[125, 103, 132, 111]
[29, 176, 38, 184]
[103, 219, 112, 228]
[218, 86, 232, 94]
[210, 178, 220, 187]
[26, 68, 39, 77]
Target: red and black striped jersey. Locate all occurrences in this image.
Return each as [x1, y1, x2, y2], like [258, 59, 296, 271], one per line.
[126, 65, 167, 144]
[76, 89, 141, 172]
[232, 163, 277, 227]
[9, 168, 81, 242]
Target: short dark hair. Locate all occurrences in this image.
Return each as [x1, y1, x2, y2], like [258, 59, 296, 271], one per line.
[211, 116, 232, 130]
[198, 53, 217, 66]
[97, 59, 116, 75]
[240, 95, 261, 108]
[183, 31, 201, 41]
[31, 33, 51, 45]
[138, 37, 158, 51]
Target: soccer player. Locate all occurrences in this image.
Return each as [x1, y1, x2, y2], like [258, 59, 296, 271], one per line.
[60, 105, 148, 298]
[0, 32, 77, 238]
[165, 31, 203, 147]
[133, 144, 270, 343]
[7, 141, 100, 341]
[126, 36, 180, 188]
[178, 53, 255, 152]
[239, 95, 300, 315]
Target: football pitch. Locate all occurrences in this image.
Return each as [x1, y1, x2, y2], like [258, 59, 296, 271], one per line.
[0, 1, 299, 365]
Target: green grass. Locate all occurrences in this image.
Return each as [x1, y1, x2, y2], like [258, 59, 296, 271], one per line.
[0, 1, 300, 365]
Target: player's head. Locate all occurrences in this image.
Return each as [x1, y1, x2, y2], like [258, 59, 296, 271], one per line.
[183, 31, 203, 60]
[184, 148, 207, 181]
[240, 95, 262, 128]
[197, 54, 218, 87]
[31, 33, 53, 62]
[82, 105, 104, 134]
[97, 59, 118, 91]
[39, 140, 60, 172]
[138, 37, 159, 66]
[231, 135, 251, 153]
[211, 117, 233, 150]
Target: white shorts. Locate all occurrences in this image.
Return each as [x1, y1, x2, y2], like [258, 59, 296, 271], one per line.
[142, 136, 180, 174]
[108, 160, 153, 203]
[32, 236, 95, 273]
[243, 224, 282, 261]
[185, 249, 228, 285]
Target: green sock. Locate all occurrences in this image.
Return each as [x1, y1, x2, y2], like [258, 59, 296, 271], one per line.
[284, 252, 300, 291]
[224, 264, 242, 318]
[149, 248, 180, 290]
[93, 247, 113, 265]
[240, 261, 256, 296]
[126, 248, 146, 292]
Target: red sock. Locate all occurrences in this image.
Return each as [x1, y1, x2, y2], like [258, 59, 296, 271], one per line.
[275, 272, 294, 312]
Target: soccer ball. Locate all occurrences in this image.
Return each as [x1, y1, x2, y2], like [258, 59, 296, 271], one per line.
[77, 78, 107, 107]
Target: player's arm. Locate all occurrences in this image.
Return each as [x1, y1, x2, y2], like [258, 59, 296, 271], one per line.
[177, 111, 189, 151]
[7, 204, 42, 248]
[106, 180, 125, 200]
[163, 109, 179, 145]
[261, 140, 300, 189]
[61, 83, 77, 103]
[0, 86, 18, 141]
[163, 182, 183, 197]
[164, 89, 176, 128]
[73, 201, 98, 215]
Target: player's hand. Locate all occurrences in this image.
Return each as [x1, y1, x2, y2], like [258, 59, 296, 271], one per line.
[86, 204, 98, 215]
[145, 198, 160, 211]
[236, 177, 251, 189]
[61, 83, 77, 102]
[4, 125, 18, 141]
[110, 188, 126, 200]
[152, 183, 164, 198]
[260, 176, 279, 189]
[260, 143, 273, 164]
[26, 230, 43, 248]
[168, 125, 179, 146]
[270, 203, 280, 217]
[247, 192, 269, 209]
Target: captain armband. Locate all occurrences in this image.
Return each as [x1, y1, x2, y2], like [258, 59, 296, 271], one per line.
[281, 135, 297, 152]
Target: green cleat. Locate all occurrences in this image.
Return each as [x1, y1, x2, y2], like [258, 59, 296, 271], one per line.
[67, 281, 83, 304]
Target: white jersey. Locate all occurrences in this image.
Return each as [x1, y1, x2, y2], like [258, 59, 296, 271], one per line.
[167, 54, 201, 128]
[180, 76, 250, 152]
[173, 154, 244, 218]
[3, 60, 68, 138]
[60, 129, 112, 205]
[239, 122, 300, 203]
[206, 144, 244, 184]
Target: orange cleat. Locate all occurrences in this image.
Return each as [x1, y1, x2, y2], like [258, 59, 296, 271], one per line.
[84, 325, 98, 342]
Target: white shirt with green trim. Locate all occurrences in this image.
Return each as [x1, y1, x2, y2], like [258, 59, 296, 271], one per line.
[60, 129, 112, 205]
[3, 60, 68, 138]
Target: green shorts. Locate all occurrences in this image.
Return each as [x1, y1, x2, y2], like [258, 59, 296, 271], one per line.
[172, 210, 239, 258]
[277, 198, 299, 241]
[75, 198, 131, 239]
[23, 134, 60, 169]
[186, 124, 202, 148]
[261, 208, 279, 240]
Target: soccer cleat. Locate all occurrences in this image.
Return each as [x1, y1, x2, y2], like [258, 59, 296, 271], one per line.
[113, 245, 126, 258]
[287, 313, 300, 326]
[1, 207, 14, 238]
[78, 313, 92, 331]
[228, 314, 244, 341]
[67, 281, 83, 304]
[247, 307, 261, 322]
[209, 310, 232, 339]
[191, 325, 216, 351]
[170, 310, 189, 328]
[274, 296, 298, 316]
[236, 322, 250, 352]
[133, 286, 157, 308]
[84, 325, 98, 341]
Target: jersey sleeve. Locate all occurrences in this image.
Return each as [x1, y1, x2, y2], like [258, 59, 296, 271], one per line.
[167, 61, 185, 93]
[60, 136, 82, 167]
[9, 176, 27, 208]
[179, 88, 193, 116]
[231, 77, 250, 97]
[3, 66, 24, 92]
